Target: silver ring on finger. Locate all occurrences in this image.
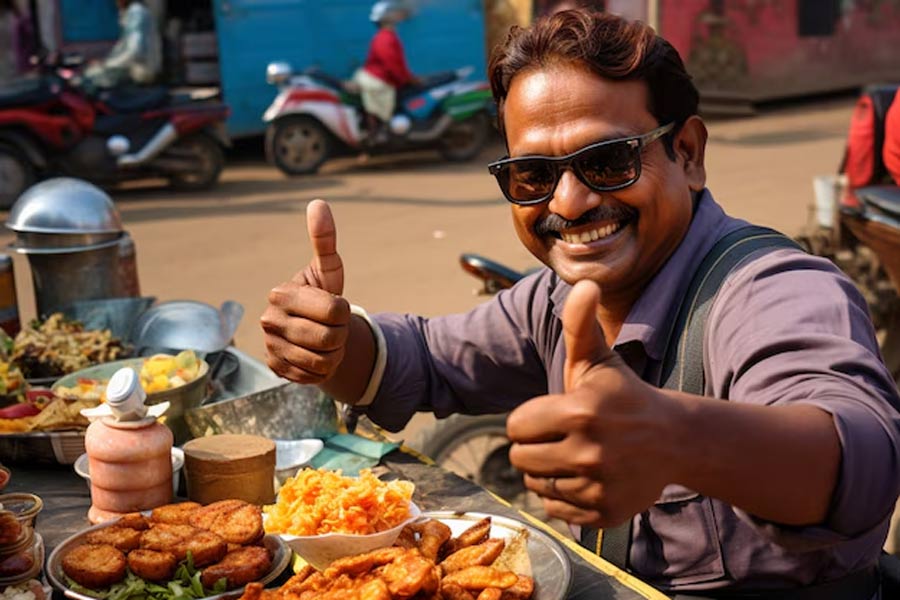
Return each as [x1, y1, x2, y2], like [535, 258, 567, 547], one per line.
[545, 476, 559, 496]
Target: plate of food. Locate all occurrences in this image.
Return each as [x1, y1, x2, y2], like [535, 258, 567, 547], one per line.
[46, 499, 291, 600]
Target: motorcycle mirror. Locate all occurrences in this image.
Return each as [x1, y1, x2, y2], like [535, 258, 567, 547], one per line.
[266, 61, 293, 86]
[107, 136, 131, 157]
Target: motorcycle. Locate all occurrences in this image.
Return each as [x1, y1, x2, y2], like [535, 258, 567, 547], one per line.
[0, 67, 230, 208]
[263, 62, 494, 176]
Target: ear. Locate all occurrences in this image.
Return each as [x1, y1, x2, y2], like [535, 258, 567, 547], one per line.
[674, 116, 708, 192]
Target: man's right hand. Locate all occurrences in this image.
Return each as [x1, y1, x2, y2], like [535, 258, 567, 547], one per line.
[261, 199, 352, 385]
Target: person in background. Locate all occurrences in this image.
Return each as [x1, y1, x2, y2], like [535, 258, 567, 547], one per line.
[0, 0, 35, 85]
[84, 0, 162, 89]
[352, 0, 419, 144]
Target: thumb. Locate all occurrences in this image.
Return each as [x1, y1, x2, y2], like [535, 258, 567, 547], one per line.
[563, 280, 613, 391]
[305, 199, 344, 295]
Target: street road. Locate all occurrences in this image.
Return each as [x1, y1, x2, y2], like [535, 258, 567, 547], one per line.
[1, 95, 855, 442]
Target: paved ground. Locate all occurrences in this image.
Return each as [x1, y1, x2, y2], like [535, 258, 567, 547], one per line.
[1, 94, 856, 443]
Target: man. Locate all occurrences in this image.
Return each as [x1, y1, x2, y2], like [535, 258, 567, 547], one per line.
[352, 0, 419, 144]
[84, 0, 161, 89]
[261, 9, 900, 597]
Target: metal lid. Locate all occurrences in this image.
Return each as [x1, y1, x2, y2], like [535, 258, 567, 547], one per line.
[131, 300, 244, 354]
[6, 178, 123, 235]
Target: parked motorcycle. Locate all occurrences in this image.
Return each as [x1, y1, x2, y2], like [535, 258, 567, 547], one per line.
[0, 69, 230, 208]
[263, 62, 494, 175]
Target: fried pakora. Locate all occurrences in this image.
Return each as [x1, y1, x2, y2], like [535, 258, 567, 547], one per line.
[140, 523, 227, 566]
[117, 513, 150, 531]
[440, 539, 506, 574]
[61, 543, 127, 589]
[84, 526, 142, 552]
[200, 546, 272, 590]
[150, 501, 202, 525]
[127, 549, 177, 582]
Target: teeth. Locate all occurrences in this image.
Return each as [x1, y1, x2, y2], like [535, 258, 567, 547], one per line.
[561, 223, 621, 244]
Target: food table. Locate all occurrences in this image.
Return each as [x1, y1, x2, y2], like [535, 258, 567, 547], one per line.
[8, 449, 669, 600]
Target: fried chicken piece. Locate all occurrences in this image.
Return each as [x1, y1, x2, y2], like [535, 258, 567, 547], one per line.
[442, 567, 517, 591]
[380, 553, 440, 598]
[499, 576, 534, 600]
[201, 546, 272, 590]
[61, 543, 127, 589]
[189, 499, 264, 545]
[440, 539, 505, 574]
[413, 519, 452, 561]
[324, 547, 406, 579]
[150, 502, 202, 525]
[85, 526, 143, 552]
[441, 583, 475, 600]
[140, 523, 227, 566]
[442, 518, 491, 558]
[117, 513, 150, 531]
[127, 549, 177, 582]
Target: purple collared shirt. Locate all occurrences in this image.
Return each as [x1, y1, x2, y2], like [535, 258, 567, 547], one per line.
[367, 190, 900, 592]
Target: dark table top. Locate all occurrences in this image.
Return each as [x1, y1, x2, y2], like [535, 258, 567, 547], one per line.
[6, 451, 667, 600]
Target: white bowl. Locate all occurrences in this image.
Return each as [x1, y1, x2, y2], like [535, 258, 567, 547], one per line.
[74, 447, 184, 496]
[277, 501, 422, 570]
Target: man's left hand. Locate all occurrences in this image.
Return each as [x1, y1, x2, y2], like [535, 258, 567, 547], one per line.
[506, 280, 682, 528]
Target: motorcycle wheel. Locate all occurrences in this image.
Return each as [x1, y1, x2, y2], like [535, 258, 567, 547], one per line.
[167, 134, 224, 191]
[411, 414, 566, 532]
[438, 112, 490, 162]
[0, 145, 34, 209]
[267, 116, 332, 176]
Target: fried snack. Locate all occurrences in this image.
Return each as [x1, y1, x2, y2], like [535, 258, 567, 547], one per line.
[324, 547, 406, 579]
[442, 567, 518, 591]
[150, 501, 202, 525]
[127, 549, 177, 582]
[117, 513, 150, 531]
[412, 519, 451, 562]
[379, 552, 439, 597]
[200, 546, 272, 590]
[499, 576, 534, 600]
[440, 539, 505, 574]
[61, 543, 127, 589]
[393, 524, 418, 550]
[140, 523, 227, 566]
[442, 518, 491, 557]
[477, 589, 502, 600]
[189, 499, 264, 545]
[264, 468, 414, 536]
[441, 583, 475, 600]
[84, 526, 143, 552]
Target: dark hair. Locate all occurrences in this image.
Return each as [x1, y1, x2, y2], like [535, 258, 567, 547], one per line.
[489, 9, 698, 157]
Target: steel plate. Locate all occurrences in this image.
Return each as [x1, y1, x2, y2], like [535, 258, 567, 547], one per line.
[424, 510, 572, 600]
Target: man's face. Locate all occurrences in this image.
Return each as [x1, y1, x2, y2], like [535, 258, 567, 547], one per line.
[502, 62, 699, 300]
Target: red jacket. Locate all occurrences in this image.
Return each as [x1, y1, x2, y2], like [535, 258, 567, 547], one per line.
[362, 28, 413, 88]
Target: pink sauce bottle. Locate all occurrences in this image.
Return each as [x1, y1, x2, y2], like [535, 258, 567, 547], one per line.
[84, 367, 173, 524]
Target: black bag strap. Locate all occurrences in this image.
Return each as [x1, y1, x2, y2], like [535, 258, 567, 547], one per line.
[582, 226, 802, 570]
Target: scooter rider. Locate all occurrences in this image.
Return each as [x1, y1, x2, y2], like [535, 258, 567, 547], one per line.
[352, 1, 420, 144]
[84, 0, 162, 89]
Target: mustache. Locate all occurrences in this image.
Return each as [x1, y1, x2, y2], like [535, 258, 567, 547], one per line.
[534, 205, 638, 236]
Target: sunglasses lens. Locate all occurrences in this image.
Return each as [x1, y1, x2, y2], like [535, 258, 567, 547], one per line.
[503, 159, 556, 203]
[577, 141, 639, 189]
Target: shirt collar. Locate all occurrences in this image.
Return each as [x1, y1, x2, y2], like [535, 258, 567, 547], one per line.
[549, 189, 747, 361]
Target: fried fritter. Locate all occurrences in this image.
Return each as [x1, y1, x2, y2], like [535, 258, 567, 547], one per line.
[117, 513, 150, 531]
[379, 552, 439, 597]
[324, 547, 406, 579]
[477, 589, 502, 600]
[441, 583, 476, 600]
[200, 546, 272, 590]
[499, 576, 534, 600]
[150, 502, 202, 525]
[411, 519, 451, 561]
[442, 566, 518, 591]
[440, 539, 506, 574]
[140, 523, 227, 566]
[61, 543, 127, 589]
[85, 526, 143, 552]
[189, 499, 264, 545]
[442, 518, 491, 558]
[127, 549, 177, 582]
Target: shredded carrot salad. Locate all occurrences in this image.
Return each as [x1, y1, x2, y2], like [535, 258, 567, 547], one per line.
[263, 468, 415, 536]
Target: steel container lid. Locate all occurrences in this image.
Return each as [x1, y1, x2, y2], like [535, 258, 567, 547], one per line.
[6, 178, 123, 235]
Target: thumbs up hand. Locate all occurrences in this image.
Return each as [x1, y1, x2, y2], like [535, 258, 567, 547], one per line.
[261, 200, 351, 385]
[506, 280, 679, 528]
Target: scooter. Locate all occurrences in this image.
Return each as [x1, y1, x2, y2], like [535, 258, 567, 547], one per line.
[263, 62, 494, 176]
[0, 68, 230, 208]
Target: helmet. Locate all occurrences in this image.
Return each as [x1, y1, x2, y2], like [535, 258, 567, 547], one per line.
[369, 1, 409, 24]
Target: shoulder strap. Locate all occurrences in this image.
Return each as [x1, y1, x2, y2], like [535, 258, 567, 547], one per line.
[590, 225, 802, 570]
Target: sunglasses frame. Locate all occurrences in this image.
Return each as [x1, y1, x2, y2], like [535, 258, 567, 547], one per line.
[488, 122, 676, 205]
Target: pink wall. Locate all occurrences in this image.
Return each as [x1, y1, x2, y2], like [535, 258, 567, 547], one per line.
[657, 0, 900, 99]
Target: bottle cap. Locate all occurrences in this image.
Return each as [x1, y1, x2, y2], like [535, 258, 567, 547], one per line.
[106, 367, 148, 422]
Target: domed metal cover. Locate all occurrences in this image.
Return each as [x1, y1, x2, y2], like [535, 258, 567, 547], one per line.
[6, 178, 123, 235]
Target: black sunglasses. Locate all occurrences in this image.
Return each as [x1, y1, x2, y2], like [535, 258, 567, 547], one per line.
[488, 122, 675, 205]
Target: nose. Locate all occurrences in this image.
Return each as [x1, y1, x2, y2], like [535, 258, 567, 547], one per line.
[547, 168, 600, 221]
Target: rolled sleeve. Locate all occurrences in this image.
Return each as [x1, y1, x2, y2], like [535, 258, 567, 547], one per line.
[706, 249, 900, 547]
